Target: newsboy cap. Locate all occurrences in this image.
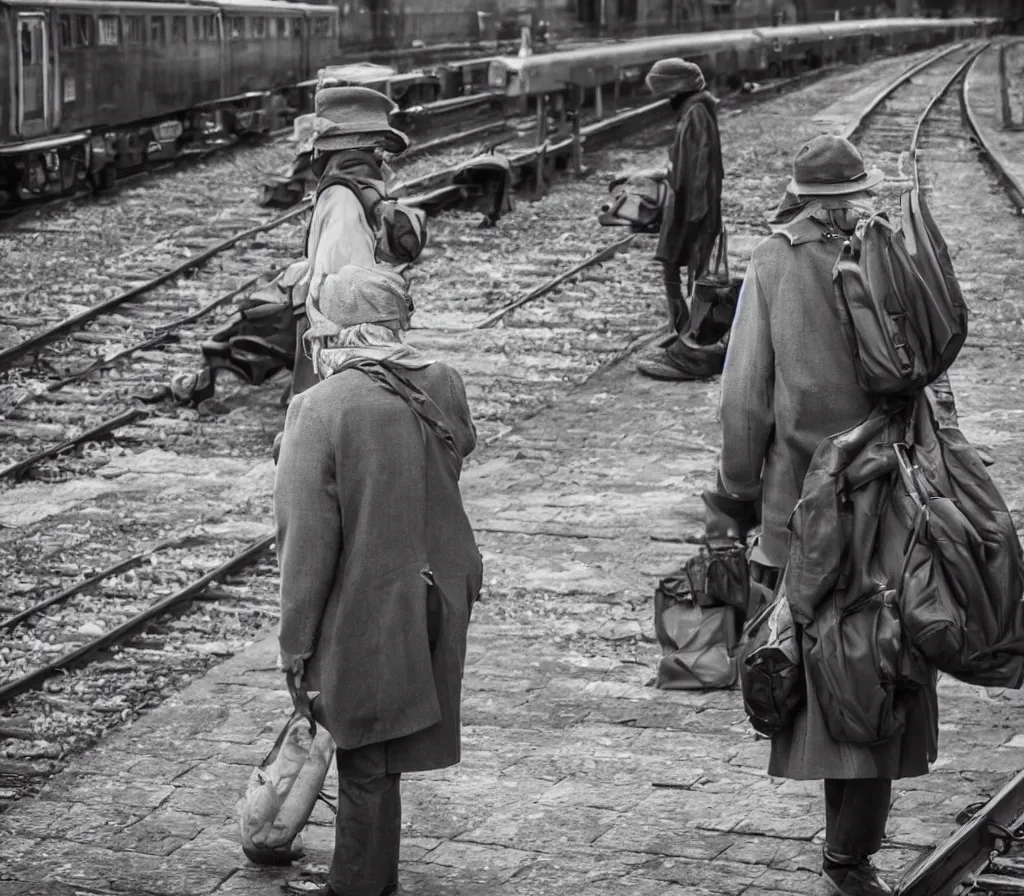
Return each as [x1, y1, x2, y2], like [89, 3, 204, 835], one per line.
[787, 134, 884, 197]
[306, 266, 413, 338]
[312, 86, 409, 155]
[645, 58, 706, 97]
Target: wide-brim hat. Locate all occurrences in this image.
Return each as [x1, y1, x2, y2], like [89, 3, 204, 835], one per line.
[787, 134, 884, 197]
[312, 86, 410, 155]
[645, 58, 706, 97]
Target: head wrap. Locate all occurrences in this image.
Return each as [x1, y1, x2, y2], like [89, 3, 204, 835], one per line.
[645, 59, 706, 97]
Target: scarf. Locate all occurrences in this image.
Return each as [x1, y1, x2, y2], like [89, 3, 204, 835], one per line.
[767, 190, 876, 227]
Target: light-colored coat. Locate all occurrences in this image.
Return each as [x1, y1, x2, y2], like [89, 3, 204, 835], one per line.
[275, 362, 482, 773]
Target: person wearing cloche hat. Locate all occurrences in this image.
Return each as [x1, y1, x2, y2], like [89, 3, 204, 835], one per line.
[715, 134, 932, 896]
[275, 263, 481, 896]
[636, 58, 724, 380]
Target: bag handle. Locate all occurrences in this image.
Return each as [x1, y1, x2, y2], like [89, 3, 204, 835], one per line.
[708, 228, 730, 282]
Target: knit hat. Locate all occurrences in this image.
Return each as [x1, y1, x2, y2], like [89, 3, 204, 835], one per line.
[787, 135, 884, 197]
[645, 58, 706, 97]
[306, 266, 412, 337]
[312, 87, 409, 155]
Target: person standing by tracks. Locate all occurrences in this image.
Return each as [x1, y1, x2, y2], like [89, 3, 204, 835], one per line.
[635, 58, 724, 381]
[171, 86, 418, 424]
[274, 264, 482, 896]
[717, 135, 932, 896]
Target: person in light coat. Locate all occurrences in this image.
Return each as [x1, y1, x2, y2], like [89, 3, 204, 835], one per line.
[718, 135, 937, 896]
[275, 265, 482, 896]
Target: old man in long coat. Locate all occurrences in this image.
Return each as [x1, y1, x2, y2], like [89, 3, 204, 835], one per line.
[718, 136, 938, 896]
[275, 265, 481, 896]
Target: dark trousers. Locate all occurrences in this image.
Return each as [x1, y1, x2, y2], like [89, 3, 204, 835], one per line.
[663, 263, 692, 335]
[824, 778, 892, 861]
[329, 743, 402, 896]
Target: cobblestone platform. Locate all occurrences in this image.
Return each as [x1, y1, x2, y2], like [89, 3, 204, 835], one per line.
[3, 338, 1024, 896]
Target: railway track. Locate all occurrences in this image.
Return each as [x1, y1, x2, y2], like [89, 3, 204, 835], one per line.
[808, 38, 1024, 896]
[0, 45, 995, 812]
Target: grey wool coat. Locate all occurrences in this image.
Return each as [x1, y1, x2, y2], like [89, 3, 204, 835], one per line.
[720, 216, 937, 780]
[275, 361, 482, 773]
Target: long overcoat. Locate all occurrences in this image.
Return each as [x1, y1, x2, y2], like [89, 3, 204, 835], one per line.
[720, 215, 937, 780]
[275, 362, 482, 773]
[655, 90, 724, 274]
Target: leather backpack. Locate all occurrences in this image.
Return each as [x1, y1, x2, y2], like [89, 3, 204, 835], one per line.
[598, 172, 668, 232]
[831, 188, 968, 396]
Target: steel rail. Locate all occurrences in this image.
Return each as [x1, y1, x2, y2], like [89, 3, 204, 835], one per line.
[960, 44, 1024, 215]
[909, 42, 992, 191]
[474, 234, 638, 329]
[0, 407, 147, 482]
[0, 533, 209, 631]
[842, 41, 970, 142]
[47, 272, 273, 392]
[0, 205, 309, 374]
[0, 533, 275, 706]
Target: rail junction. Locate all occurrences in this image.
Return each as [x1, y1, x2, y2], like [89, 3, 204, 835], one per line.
[1, 23, 1024, 896]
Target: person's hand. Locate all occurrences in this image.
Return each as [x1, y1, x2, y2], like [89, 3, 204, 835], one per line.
[282, 654, 316, 735]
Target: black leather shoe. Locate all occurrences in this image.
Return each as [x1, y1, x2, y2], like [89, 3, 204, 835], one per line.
[636, 353, 692, 381]
[822, 860, 892, 896]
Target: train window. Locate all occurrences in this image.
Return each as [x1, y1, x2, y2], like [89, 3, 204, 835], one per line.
[75, 14, 93, 46]
[276, 18, 286, 38]
[202, 16, 217, 40]
[252, 16, 266, 38]
[97, 15, 120, 46]
[58, 13, 72, 48]
[171, 16, 187, 43]
[291, 18, 303, 38]
[192, 16, 200, 41]
[20, 23, 42, 63]
[126, 15, 144, 43]
[228, 16, 244, 40]
[312, 17, 332, 37]
[150, 16, 166, 45]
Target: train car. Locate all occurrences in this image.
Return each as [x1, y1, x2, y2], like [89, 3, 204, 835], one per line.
[0, 0, 339, 204]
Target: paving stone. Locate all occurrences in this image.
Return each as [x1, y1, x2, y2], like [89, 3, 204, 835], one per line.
[456, 803, 621, 851]
[36, 775, 175, 811]
[108, 808, 209, 856]
[641, 855, 762, 892]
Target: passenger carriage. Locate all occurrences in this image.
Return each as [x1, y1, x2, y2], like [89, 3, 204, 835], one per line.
[0, 0, 339, 203]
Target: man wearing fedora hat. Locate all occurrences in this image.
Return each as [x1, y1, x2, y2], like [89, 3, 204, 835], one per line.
[636, 57, 724, 380]
[716, 134, 923, 896]
[291, 86, 413, 398]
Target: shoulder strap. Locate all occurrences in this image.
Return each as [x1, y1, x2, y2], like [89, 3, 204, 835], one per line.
[347, 359, 461, 464]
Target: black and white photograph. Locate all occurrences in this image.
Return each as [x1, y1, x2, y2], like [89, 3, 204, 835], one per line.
[1, 1, 1023, 894]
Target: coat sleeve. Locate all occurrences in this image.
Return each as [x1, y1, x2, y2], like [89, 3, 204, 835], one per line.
[306, 186, 377, 275]
[275, 394, 342, 662]
[446, 365, 477, 460]
[667, 106, 713, 221]
[719, 261, 775, 501]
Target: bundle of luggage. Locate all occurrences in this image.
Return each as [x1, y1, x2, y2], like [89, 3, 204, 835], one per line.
[653, 538, 750, 691]
[737, 186, 1024, 739]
